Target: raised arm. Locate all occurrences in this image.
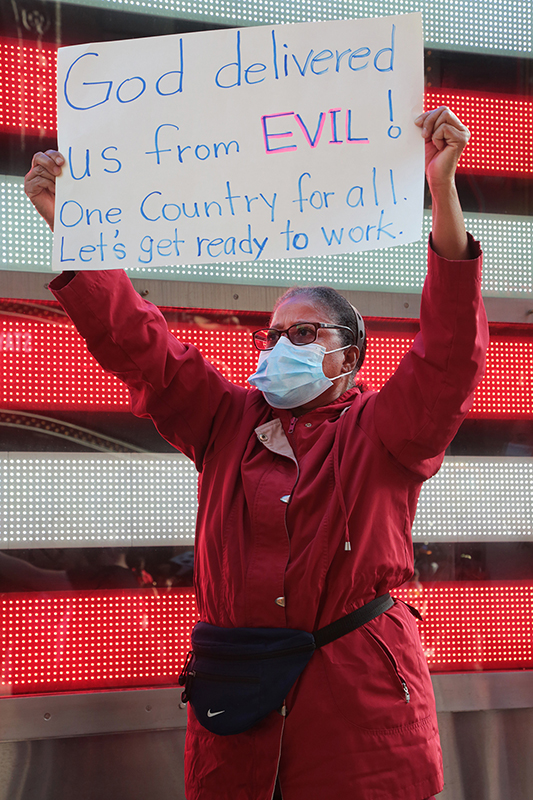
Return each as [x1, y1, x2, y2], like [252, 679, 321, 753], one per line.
[24, 151, 248, 467]
[371, 107, 489, 478]
[415, 106, 470, 260]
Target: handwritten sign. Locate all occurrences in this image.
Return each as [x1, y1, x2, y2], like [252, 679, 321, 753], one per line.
[53, 13, 424, 272]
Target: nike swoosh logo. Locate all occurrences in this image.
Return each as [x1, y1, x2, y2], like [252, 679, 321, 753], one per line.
[207, 709, 226, 718]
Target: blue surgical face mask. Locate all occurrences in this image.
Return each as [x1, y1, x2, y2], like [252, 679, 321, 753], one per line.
[247, 335, 350, 409]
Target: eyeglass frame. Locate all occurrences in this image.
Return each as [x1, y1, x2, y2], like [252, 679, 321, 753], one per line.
[252, 322, 356, 351]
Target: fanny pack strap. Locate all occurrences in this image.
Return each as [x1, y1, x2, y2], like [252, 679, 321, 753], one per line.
[313, 593, 394, 649]
[180, 593, 395, 735]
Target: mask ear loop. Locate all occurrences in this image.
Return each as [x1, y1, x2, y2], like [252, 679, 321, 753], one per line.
[323, 343, 354, 383]
[350, 304, 366, 371]
[331, 305, 365, 551]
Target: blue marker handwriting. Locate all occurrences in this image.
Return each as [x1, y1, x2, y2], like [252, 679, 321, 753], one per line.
[215, 26, 395, 88]
[145, 124, 240, 165]
[59, 230, 127, 263]
[63, 39, 184, 111]
[280, 208, 398, 253]
[292, 168, 398, 212]
[139, 183, 277, 223]
[196, 225, 268, 260]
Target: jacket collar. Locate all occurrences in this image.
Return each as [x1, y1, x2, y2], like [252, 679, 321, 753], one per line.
[270, 386, 362, 424]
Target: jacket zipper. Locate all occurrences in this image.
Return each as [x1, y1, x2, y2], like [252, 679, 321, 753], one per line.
[192, 642, 316, 661]
[283, 415, 299, 615]
[364, 629, 411, 703]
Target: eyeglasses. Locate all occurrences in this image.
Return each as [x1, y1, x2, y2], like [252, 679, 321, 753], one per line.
[252, 322, 355, 351]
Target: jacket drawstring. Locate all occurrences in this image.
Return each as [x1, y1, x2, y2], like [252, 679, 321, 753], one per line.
[333, 408, 351, 551]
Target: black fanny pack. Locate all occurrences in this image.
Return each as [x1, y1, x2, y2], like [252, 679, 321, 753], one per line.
[178, 593, 394, 736]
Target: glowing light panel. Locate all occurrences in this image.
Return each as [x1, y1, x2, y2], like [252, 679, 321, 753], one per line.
[0, 589, 198, 693]
[0, 39, 57, 135]
[0, 316, 129, 408]
[2, 454, 199, 546]
[425, 89, 533, 177]
[1, 583, 531, 696]
[5, 1, 530, 56]
[395, 582, 533, 672]
[1, 454, 532, 546]
[360, 332, 533, 419]
[2, 313, 532, 417]
[413, 458, 533, 540]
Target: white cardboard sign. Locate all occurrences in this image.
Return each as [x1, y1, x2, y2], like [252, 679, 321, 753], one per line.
[53, 13, 424, 272]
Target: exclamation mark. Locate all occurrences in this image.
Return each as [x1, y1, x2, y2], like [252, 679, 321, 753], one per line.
[389, 169, 397, 204]
[387, 90, 401, 139]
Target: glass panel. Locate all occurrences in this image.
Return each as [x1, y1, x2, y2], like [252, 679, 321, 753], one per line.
[0, 546, 194, 591]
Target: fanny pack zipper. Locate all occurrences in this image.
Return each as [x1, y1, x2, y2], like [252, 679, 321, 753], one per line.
[192, 642, 316, 661]
[191, 669, 260, 684]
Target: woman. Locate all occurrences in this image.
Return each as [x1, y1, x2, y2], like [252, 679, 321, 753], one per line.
[25, 107, 488, 800]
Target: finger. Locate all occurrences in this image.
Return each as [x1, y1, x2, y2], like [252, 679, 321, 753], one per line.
[414, 110, 431, 128]
[433, 110, 469, 140]
[417, 106, 468, 138]
[31, 150, 64, 176]
[25, 162, 61, 194]
[415, 107, 445, 137]
[44, 149, 64, 164]
[25, 174, 57, 198]
[430, 121, 470, 150]
[26, 163, 57, 185]
[432, 136, 446, 152]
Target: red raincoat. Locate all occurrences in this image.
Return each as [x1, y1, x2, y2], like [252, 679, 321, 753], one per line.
[50, 237, 488, 800]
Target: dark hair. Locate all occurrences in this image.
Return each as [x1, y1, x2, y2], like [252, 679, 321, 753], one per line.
[272, 286, 367, 375]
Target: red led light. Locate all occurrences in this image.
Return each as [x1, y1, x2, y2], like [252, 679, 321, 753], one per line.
[0, 589, 198, 693]
[424, 89, 533, 176]
[1, 583, 531, 694]
[1, 315, 532, 417]
[358, 332, 533, 418]
[0, 317, 129, 409]
[0, 38, 57, 135]
[0, 37, 531, 177]
[395, 582, 533, 672]
[170, 327, 256, 386]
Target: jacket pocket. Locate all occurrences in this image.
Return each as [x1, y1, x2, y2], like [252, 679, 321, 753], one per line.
[320, 609, 433, 733]
[361, 628, 411, 704]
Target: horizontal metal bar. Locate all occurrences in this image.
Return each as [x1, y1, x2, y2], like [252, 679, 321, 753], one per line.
[0, 686, 187, 743]
[1, 671, 532, 742]
[432, 670, 533, 713]
[2, 269, 533, 325]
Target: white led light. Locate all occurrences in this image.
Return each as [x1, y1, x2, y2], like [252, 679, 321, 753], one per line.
[1, 180, 53, 270]
[2, 176, 533, 296]
[1, 452, 532, 546]
[42, 0, 533, 56]
[2, 452, 198, 546]
[414, 456, 533, 540]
